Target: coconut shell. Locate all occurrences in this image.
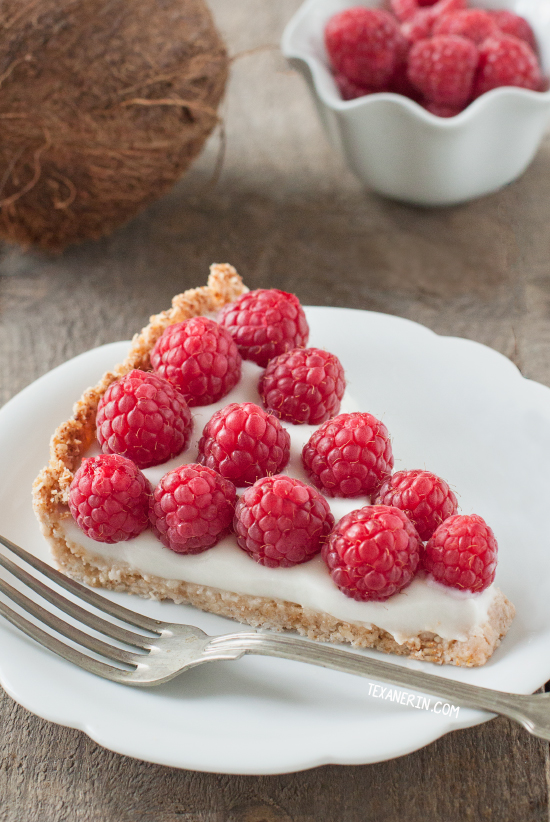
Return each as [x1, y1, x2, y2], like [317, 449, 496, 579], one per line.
[0, 0, 228, 251]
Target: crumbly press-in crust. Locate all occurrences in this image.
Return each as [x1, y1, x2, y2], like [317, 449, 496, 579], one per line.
[33, 264, 516, 666]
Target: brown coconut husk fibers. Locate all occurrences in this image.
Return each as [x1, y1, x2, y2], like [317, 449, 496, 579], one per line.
[0, 0, 228, 252]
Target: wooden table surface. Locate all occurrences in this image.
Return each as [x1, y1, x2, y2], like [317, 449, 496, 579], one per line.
[2, 1, 550, 819]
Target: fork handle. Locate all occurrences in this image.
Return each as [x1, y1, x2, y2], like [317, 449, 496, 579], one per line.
[206, 632, 550, 740]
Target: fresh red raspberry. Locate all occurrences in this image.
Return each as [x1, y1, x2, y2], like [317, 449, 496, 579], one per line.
[433, 9, 497, 44]
[259, 347, 346, 425]
[423, 101, 464, 117]
[322, 505, 421, 601]
[324, 7, 406, 89]
[197, 402, 291, 486]
[234, 475, 334, 568]
[423, 514, 498, 592]
[373, 469, 458, 541]
[96, 370, 193, 469]
[149, 464, 236, 554]
[489, 10, 537, 52]
[474, 33, 542, 98]
[401, 0, 467, 43]
[428, 0, 465, 14]
[390, 0, 419, 22]
[407, 35, 478, 107]
[69, 454, 151, 543]
[335, 72, 374, 100]
[218, 290, 309, 368]
[390, 0, 455, 23]
[388, 62, 423, 100]
[402, 9, 437, 44]
[150, 317, 241, 407]
[302, 412, 393, 498]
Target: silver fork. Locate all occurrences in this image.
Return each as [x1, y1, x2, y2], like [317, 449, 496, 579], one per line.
[1, 533, 550, 742]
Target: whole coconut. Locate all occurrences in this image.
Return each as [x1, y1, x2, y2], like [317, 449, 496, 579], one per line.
[0, 0, 228, 251]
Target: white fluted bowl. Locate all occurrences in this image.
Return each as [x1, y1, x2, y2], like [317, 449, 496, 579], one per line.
[282, 0, 550, 205]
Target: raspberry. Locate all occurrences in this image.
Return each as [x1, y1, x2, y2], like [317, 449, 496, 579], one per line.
[429, 0, 466, 14]
[388, 61, 423, 100]
[474, 34, 542, 98]
[322, 505, 421, 601]
[149, 464, 237, 554]
[489, 10, 537, 52]
[391, 0, 454, 22]
[373, 469, 458, 541]
[218, 290, 309, 368]
[407, 35, 478, 107]
[423, 101, 464, 116]
[259, 347, 346, 425]
[335, 72, 374, 100]
[96, 370, 193, 469]
[234, 475, 334, 568]
[150, 317, 241, 407]
[402, 9, 437, 44]
[423, 514, 497, 592]
[433, 9, 496, 44]
[197, 402, 291, 486]
[302, 412, 393, 498]
[391, 0, 418, 22]
[324, 7, 406, 90]
[401, 0, 467, 43]
[69, 454, 151, 543]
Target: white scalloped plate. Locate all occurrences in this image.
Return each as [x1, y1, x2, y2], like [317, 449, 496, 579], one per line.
[1, 307, 549, 774]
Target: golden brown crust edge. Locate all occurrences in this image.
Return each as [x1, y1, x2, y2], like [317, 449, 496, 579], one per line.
[32, 263, 516, 667]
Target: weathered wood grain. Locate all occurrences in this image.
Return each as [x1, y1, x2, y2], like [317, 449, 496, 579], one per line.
[0, 684, 547, 822]
[1, 1, 550, 819]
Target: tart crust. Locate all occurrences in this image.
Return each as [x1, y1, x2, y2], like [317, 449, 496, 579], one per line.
[32, 264, 515, 667]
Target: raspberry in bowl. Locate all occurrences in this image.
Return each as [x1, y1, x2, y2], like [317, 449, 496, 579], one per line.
[281, 0, 550, 205]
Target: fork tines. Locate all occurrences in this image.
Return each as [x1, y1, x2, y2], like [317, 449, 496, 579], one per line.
[0, 534, 162, 682]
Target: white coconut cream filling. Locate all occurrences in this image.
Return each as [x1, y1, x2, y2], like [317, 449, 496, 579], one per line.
[61, 360, 498, 645]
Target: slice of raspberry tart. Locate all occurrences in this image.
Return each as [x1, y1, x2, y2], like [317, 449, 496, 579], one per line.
[33, 263, 515, 667]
